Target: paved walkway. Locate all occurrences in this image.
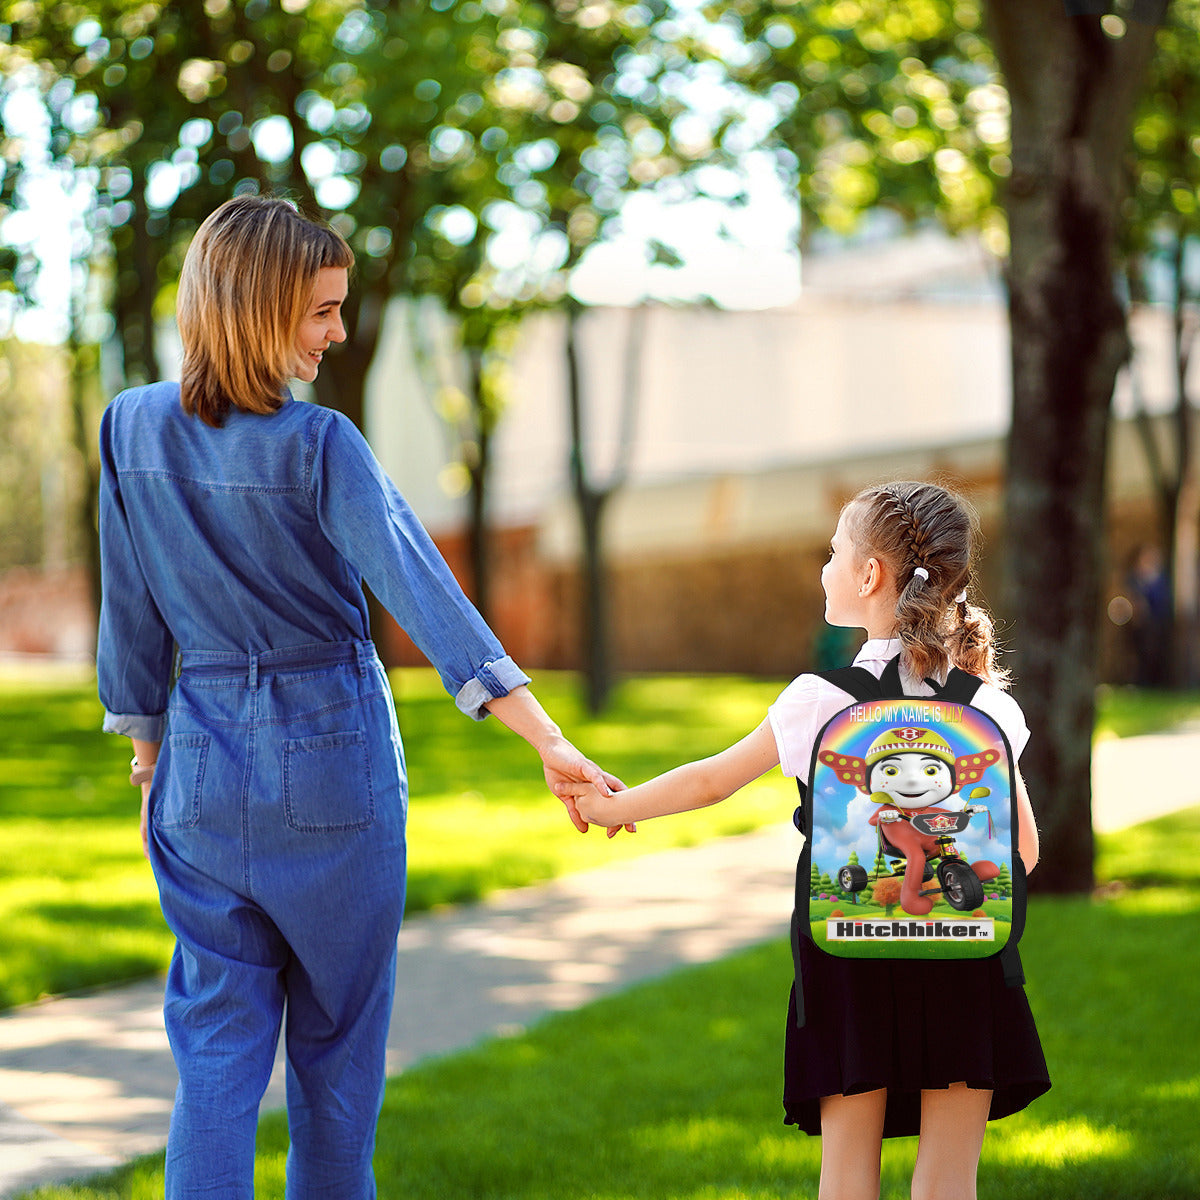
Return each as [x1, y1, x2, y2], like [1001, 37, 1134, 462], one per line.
[0, 729, 1194, 1196]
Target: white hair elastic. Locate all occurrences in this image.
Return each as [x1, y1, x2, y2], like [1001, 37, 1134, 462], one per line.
[955, 589, 968, 604]
[912, 567, 930, 582]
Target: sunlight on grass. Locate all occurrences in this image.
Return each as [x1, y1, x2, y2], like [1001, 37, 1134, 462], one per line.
[631, 1118, 820, 1178]
[13, 806, 1200, 1200]
[1094, 685, 1200, 739]
[406, 774, 787, 907]
[1095, 886, 1200, 915]
[0, 819, 166, 1004]
[987, 1120, 1135, 1167]
[1096, 806, 1200, 889]
[629, 1114, 752, 1155]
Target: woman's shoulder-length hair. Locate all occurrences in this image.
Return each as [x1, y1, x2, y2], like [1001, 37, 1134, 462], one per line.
[176, 195, 353, 427]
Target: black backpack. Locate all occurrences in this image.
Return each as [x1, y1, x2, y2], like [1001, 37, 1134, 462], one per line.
[790, 656, 1025, 1025]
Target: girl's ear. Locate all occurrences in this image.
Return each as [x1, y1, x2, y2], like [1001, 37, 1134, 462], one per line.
[860, 555, 885, 597]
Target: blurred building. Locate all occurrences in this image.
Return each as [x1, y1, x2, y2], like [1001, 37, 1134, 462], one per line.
[365, 230, 1183, 680]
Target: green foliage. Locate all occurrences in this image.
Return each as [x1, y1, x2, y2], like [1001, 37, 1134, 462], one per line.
[0, 0, 687, 402]
[703, 0, 1007, 250]
[1123, 0, 1200, 276]
[18, 805, 1200, 1200]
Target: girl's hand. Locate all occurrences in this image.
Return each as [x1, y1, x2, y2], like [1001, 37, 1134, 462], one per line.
[555, 778, 631, 833]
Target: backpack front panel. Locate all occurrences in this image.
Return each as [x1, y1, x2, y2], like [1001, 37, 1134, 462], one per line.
[805, 696, 1016, 962]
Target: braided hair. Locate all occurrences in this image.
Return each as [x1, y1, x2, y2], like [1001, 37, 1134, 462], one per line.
[843, 481, 1009, 688]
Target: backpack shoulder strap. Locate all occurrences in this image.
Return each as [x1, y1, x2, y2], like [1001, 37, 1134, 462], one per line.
[792, 656, 891, 1023]
[878, 655, 905, 696]
[830, 656, 987, 704]
[814, 664, 889, 702]
[794, 662, 894, 811]
[932, 666, 985, 705]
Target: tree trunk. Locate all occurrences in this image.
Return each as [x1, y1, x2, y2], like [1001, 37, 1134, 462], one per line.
[464, 345, 492, 625]
[67, 331, 102, 626]
[987, 4, 1160, 893]
[112, 179, 162, 388]
[565, 301, 613, 715]
[1169, 225, 1199, 686]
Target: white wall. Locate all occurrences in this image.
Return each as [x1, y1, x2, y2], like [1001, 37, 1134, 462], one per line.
[366, 293, 1014, 540]
[363, 252, 1185, 554]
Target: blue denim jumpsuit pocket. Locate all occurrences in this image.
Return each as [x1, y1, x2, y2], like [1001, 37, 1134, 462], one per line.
[150, 642, 407, 1199]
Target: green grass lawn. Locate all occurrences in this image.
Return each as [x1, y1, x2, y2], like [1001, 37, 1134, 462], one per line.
[1092, 683, 1200, 740]
[15, 803, 1200, 1199]
[3, 671, 1199, 1011]
[0, 668, 787, 1008]
[4, 671, 1198, 1012]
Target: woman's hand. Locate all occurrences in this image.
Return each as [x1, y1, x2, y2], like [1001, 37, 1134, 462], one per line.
[130, 737, 160, 861]
[482, 686, 633, 836]
[140, 784, 152, 859]
[537, 733, 634, 837]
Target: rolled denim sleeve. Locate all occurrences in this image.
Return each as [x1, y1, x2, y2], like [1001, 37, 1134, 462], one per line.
[311, 411, 530, 719]
[96, 400, 175, 740]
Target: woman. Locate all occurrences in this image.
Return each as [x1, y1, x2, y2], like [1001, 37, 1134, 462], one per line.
[97, 195, 618, 1198]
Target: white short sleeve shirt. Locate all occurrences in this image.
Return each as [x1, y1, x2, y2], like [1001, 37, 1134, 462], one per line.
[768, 638, 1030, 785]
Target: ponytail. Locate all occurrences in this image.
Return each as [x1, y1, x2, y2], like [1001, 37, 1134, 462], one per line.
[844, 481, 1009, 690]
[945, 595, 1009, 689]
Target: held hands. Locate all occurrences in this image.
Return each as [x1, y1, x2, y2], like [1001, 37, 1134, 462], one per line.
[536, 733, 633, 838]
[552, 776, 631, 834]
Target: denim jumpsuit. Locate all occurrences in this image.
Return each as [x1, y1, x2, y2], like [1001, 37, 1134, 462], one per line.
[96, 383, 529, 1198]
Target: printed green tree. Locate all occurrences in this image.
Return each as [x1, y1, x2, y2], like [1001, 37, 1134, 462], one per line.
[993, 863, 1013, 898]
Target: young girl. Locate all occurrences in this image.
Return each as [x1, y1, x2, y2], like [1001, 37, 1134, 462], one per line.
[564, 481, 1049, 1200]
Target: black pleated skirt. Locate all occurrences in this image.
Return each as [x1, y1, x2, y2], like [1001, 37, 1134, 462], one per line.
[783, 938, 1050, 1139]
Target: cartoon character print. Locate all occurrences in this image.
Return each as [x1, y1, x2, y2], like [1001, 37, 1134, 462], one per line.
[819, 727, 1001, 916]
